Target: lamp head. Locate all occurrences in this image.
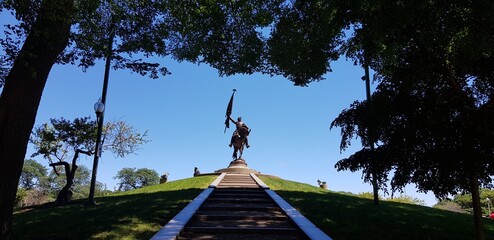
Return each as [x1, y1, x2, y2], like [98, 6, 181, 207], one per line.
[94, 99, 105, 116]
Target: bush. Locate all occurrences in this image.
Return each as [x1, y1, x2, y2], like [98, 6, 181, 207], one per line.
[387, 195, 425, 206]
[356, 192, 383, 200]
[433, 200, 466, 213]
[15, 188, 27, 207]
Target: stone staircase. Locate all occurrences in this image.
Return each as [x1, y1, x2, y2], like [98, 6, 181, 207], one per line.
[178, 173, 308, 239]
[150, 160, 332, 240]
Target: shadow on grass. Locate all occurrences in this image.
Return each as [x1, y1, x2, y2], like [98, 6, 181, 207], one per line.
[13, 188, 204, 240]
[274, 190, 494, 240]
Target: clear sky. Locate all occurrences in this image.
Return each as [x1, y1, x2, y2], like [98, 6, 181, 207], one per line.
[2, 11, 437, 206]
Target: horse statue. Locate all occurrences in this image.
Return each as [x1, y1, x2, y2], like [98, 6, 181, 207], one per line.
[231, 131, 249, 160]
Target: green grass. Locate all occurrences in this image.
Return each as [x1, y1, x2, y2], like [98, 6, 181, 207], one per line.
[260, 177, 494, 240]
[12, 175, 494, 240]
[13, 175, 217, 240]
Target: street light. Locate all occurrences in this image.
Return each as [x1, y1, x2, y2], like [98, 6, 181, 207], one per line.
[93, 99, 104, 158]
[87, 99, 105, 205]
[94, 99, 105, 117]
[87, 19, 115, 205]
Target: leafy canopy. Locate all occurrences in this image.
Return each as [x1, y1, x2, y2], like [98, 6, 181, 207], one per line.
[331, 0, 494, 199]
[114, 167, 159, 191]
[0, 0, 285, 87]
[30, 116, 149, 163]
[19, 159, 48, 190]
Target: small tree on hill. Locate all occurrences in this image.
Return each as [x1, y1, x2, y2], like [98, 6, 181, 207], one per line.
[114, 167, 159, 191]
[48, 164, 91, 201]
[19, 159, 48, 190]
[30, 117, 148, 205]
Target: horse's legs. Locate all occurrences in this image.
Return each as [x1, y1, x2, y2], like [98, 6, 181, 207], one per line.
[238, 146, 243, 159]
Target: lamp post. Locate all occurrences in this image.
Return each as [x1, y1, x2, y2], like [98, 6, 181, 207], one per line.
[87, 19, 115, 205]
[87, 99, 105, 205]
[93, 100, 105, 160]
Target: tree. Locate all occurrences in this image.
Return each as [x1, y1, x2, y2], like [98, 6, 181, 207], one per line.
[264, 1, 493, 238]
[18, 159, 52, 207]
[19, 159, 48, 190]
[0, 1, 282, 237]
[13, 188, 27, 208]
[113, 168, 137, 191]
[135, 168, 160, 188]
[267, 0, 391, 205]
[114, 167, 159, 191]
[0, 1, 74, 238]
[48, 164, 91, 201]
[328, 1, 494, 239]
[266, 0, 347, 86]
[30, 116, 148, 205]
[451, 189, 494, 215]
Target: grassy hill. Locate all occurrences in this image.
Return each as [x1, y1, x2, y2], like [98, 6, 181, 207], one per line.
[260, 177, 494, 240]
[12, 175, 494, 240]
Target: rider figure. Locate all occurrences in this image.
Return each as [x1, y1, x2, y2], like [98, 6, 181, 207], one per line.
[229, 116, 250, 148]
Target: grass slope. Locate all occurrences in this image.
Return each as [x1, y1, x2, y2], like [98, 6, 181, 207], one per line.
[13, 175, 494, 239]
[13, 175, 217, 240]
[260, 177, 494, 240]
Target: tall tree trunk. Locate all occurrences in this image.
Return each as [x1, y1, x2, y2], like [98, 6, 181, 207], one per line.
[364, 58, 379, 206]
[470, 170, 484, 240]
[0, 1, 74, 239]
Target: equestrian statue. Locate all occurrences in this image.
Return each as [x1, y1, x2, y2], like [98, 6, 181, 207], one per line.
[224, 89, 251, 160]
[228, 116, 250, 160]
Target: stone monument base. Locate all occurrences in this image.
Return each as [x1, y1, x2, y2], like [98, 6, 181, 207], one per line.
[214, 159, 260, 174]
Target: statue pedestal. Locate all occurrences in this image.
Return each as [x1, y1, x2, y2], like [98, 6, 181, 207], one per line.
[215, 159, 260, 174]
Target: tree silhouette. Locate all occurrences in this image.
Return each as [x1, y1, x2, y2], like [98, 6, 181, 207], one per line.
[30, 117, 148, 205]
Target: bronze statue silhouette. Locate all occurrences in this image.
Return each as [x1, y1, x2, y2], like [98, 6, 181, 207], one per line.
[228, 116, 250, 159]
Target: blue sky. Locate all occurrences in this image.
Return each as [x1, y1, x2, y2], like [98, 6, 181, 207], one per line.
[32, 57, 437, 206]
[2, 11, 437, 206]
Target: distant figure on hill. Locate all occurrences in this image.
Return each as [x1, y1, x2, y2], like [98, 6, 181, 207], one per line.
[194, 167, 201, 176]
[490, 212, 494, 219]
[160, 172, 169, 184]
[317, 179, 328, 189]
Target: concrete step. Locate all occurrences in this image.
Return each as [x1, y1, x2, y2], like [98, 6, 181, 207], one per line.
[179, 228, 307, 240]
[178, 232, 305, 240]
[183, 226, 300, 233]
[210, 194, 268, 199]
[217, 184, 259, 188]
[220, 177, 256, 182]
[187, 219, 293, 228]
[211, 190, 266, 194]
[206, 197, 273, 204]
[221, 176, 253, 179]
[200, 204, 280, 212]
[211, 191, 266, 197]
[218, 181, 256, 184]
[193, 211, 288, 221]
